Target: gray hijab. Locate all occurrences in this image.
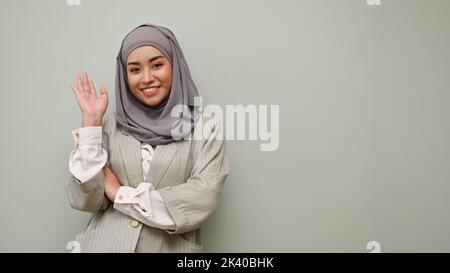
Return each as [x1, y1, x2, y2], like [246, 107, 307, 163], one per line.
[115, 24, 199, 145]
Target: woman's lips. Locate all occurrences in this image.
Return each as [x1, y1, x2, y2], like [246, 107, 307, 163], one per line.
[141, 86, 160, 97]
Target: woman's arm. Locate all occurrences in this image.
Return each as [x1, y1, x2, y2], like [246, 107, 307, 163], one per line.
[66, 116, 111, 213]
[69, 127, 107, 183]
[66, 72, 110, 213]
[158, 116, 229, 234]
[104, 163, 177, 229]
[103, 163, 120, 201]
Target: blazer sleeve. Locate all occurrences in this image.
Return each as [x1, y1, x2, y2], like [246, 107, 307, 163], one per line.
[158, 116, 229, 234]
[65, 113, 111, 213]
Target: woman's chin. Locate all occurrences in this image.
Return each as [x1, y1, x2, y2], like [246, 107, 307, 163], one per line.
[140, 96, 164, 107]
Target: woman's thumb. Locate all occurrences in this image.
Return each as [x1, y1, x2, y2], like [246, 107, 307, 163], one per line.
[100, 87, 108, 99]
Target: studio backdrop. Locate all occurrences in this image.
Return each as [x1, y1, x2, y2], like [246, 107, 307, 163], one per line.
[0, 0, 449, 252]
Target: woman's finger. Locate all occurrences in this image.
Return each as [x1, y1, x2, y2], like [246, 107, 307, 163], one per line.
[70, 85, 78, 95]
[88, 79, 96, 94]
[76, 73, 83, 93]
[83, 72, 90, 95]
[100, 86, 108, 103]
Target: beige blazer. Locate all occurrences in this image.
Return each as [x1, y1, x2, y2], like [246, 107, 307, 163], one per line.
[65, 111, 229, 252]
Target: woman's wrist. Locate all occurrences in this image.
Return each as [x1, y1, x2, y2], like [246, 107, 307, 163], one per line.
[82, 114, 102, 127]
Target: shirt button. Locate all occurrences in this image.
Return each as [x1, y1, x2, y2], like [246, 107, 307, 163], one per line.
[130, 220, 140, 228]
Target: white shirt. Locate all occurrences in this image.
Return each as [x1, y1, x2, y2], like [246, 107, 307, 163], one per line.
[69, 126, 176, 230]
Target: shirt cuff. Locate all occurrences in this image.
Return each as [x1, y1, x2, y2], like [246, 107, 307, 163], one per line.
[69, 126, 107, 183]
[71, 126, 102, 147]
[113, 183, 176, 229]
[114, 183, 154, 217]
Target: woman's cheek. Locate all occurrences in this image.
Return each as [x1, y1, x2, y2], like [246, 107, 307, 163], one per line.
[131, 78, 140, 89]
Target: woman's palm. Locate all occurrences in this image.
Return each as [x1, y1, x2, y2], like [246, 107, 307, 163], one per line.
[71, 72, 108, 118]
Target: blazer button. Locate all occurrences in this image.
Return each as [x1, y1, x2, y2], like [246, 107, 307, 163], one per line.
[130, 220, 140, 228]
[165, 186, 172, 190]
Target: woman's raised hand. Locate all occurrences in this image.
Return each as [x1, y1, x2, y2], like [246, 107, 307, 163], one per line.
[71, 72, 108, 127]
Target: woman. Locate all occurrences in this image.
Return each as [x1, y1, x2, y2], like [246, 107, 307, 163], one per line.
[67, 24, 228, 253]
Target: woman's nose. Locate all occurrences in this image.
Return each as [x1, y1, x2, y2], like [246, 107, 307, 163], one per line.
[142, 69, 155, 83]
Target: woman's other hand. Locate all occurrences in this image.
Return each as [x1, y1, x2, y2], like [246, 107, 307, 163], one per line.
[70, 72, 109, 127]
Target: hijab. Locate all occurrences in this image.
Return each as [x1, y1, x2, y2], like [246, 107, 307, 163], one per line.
[115, 24, 199, 145]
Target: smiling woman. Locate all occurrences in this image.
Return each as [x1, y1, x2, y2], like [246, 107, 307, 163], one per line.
[66, 24, 229, 253]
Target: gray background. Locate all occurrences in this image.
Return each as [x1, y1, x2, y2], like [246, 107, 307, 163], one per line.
[0, 0, 449, 252]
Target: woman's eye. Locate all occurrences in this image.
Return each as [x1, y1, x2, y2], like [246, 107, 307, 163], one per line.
[130, 68, 140, 73]
[152, 63, 163, 69]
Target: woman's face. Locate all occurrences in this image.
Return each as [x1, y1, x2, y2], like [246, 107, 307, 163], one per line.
[126, 45, 173, 107]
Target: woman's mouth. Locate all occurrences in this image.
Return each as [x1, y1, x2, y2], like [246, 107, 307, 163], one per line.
[141, 86, 160, 97]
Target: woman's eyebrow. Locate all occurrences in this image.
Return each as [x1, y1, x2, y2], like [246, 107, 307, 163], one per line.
[127, 55, 164, 66]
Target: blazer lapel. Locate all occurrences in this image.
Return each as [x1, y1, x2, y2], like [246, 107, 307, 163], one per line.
[145, 142, 177, 189]
[119, 130, 178, 189]
[118, 131, 143, 187]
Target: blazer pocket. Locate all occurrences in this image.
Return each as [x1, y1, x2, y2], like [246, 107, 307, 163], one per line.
[75, 229, 101, 253]
[176, 234, 204, 253]
[75, 229, 128, 253]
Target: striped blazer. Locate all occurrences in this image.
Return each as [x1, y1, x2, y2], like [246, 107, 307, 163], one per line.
[65, 110, 229, 252]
